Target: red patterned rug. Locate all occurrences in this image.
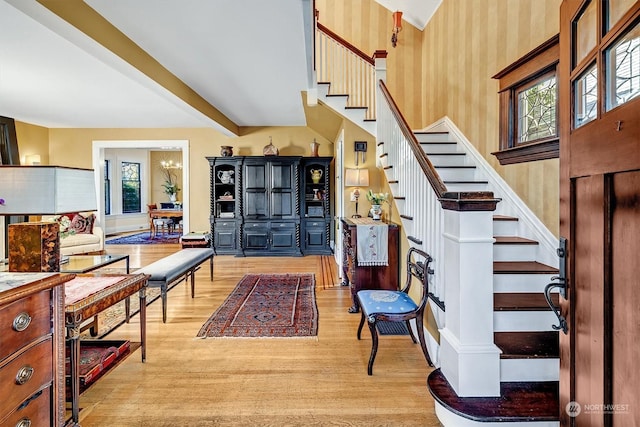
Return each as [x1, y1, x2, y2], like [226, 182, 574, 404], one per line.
[196, 273, 318, 338]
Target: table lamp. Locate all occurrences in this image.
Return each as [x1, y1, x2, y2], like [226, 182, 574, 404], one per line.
[344, 168, 370, 218]
[0, 166, 97, 272]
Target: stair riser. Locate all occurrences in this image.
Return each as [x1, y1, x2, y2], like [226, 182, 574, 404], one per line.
[415, 133, 453, 143]
[501, 358, 559, 382]
[419, 143, 459, 154]
[434, 403, 559, 427]
[493, 244, 538, 262]
[425, 154, 469, 167]
[492, 220, 519, 236]
[444, 182, 489, 192]
[494, 273, 558, 293]
[494, 311, 558, 332]
[435, 168, 477, 181]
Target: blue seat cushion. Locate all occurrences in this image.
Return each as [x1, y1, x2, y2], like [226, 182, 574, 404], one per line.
[357, 290, 417, 315]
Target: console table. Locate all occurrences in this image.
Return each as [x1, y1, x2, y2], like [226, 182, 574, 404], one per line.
[340, 218, 399, 313]
[64, 273, 148, 425]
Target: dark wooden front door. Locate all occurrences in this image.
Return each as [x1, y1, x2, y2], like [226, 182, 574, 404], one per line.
[560, 1, 640, 426]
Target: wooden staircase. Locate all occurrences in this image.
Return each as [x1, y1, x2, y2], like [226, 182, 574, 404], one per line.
[314, 21, 560, 425]
[415, 130, 560, 426]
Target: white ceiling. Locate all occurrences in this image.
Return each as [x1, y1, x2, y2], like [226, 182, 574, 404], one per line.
[0, 0, 438, 136]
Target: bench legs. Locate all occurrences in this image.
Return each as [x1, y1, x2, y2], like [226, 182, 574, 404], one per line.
[157, 253, 214, 323]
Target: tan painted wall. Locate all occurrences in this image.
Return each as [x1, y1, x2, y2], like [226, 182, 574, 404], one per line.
[14, 121, 50, 164]
[41, 126, 331, 232]
[316, 0, 561, 236]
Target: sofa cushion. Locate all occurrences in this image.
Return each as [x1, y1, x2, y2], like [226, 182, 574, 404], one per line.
[60, 232, 100, 248]
[70, 212, 95, 234]
[55, 212, 78, 235]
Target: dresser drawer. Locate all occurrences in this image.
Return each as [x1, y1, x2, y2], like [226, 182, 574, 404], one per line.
[0, 386, 51, 427]
[0, 338, 53, 416]
[0, 290, 51, 363]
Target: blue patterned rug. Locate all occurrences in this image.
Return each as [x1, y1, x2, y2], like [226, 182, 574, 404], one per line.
[106, 232, 180, 245]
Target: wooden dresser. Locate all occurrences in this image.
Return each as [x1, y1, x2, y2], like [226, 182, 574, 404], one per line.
[0, 272, 74, 427]
[340, 218, 399, 313]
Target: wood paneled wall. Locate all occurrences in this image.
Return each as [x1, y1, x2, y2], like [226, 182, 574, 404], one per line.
[317, 0, 562, 235]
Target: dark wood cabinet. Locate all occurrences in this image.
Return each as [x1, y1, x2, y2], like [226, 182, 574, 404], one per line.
[208, 156, 331, 256]
[340, 218, 400, 313]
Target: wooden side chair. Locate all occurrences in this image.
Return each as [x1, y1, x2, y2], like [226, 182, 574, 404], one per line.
[148, 203, 173, 237]
[356, 247, 434, 375]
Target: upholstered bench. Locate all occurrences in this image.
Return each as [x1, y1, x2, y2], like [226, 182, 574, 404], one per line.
[136, 248, 214, 322]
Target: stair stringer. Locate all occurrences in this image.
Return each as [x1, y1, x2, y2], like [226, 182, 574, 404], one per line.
[316, 83, 377, 136]
[421, 116, 559, 269]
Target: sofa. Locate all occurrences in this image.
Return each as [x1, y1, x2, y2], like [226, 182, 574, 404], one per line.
[42, 212, 104, 256]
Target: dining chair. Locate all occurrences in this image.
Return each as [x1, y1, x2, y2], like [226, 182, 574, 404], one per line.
[148, 203, 173, 237]
[356, 247, 434, 375]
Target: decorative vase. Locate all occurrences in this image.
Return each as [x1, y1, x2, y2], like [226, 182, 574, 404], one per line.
[310, 139, 320, 157]
[370, 204, 382, 220]
[220, 146, 233, 157]
[263, 136, 279, 156]
[169, 194, 177, 203]
[310, 168, 323, 184]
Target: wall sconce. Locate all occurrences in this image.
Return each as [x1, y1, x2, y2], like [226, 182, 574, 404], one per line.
[161, 160, 182, 169]
[391, 11, 403, 48]
[354, 141, 367, 166]
[345, 168, 370, 218]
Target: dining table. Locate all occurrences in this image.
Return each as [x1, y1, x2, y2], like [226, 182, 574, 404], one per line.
[149, 208, 183, 237]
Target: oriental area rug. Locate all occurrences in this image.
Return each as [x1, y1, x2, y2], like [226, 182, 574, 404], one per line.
[197, 273, 318, 338]
[106, 231, 180, 245]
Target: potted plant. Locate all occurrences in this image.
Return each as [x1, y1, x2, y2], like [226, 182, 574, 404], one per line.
[365, 190, 389, 220]
[161, 168, 180, 202]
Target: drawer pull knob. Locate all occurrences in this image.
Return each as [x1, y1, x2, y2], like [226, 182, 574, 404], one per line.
[12, 312, 32, 332]
[15, 366, 34, 385]
[16, 419, 32, 427]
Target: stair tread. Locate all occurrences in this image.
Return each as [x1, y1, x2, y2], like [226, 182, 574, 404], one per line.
[444, 180, 488, 183]
[427, 369, 559, 422]
[495, 331, 559, 358]
[494, 261, 557, 274]
[493, 215, 518, 221]
[494, 236, 538, 245]
[494, 292, 558, 311]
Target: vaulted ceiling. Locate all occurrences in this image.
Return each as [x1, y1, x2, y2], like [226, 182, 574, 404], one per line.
[0, 0, 440, 137]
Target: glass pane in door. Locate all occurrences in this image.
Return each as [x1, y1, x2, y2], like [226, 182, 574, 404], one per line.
[574, 63, 598, 127]
[574, 0, 597, 66]
[607, 0, 636, 31]
[606, 21, 640, 110]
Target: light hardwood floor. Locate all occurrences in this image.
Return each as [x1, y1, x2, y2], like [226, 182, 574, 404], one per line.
[75, 242, 442, 426]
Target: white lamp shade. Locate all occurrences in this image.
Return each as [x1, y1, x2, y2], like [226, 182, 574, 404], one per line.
[0, 166, 97, 215]
[344, 168, 370, 187]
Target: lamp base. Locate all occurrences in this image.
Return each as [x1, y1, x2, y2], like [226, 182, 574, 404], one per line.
[8, 221, 60, 272]
[351, 214, 362, 218]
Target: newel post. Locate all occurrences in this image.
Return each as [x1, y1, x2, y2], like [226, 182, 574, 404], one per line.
[438, 192, 501, 397]
[373, 50, 387, 167]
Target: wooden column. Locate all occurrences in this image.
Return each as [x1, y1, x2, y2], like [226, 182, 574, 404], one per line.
[438, 193, 501, 397]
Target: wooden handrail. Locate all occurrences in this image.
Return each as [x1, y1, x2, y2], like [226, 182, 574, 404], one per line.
[378, 80, 448, 198]
[317, 22, 375, 65]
